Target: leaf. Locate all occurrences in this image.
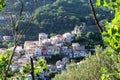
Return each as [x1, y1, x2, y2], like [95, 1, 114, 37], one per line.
[110, 28, 117, 35]
[0, 0, 6, 12]
[96, 0, 101, 6]
[111, 0, 116, 2]
[116, 0, 120, 4]
[103, 0, 109, 7]
[114, 34, 120, 40]
[100, 67, 108, 74]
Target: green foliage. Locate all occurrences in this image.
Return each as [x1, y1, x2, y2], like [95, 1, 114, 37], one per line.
[102, 23, 120, 52]
[0, 40, 14, 48]
[5, 0, 55, 12]
[53, 0, 120, 80]
[46, 53, 63, 64]
[96, 0, 101, 7]
[0, 0, 113, 38]
[53, 46, 120, 80]
[0, 50, 12, 79]
[96, 0, 120, 9]
[52, 46, 102, 80]
[30, 0, 113, 34]
[0, 0, 6, 12]
[96, 0, 120, 80]
[22, 58, 48, 77]
[47, 71, 58, 79]
[99, 47, 120, 80]
[35, 58, 48, 77]
[72, 32, 103, 49]
[22, 63, 31, 74]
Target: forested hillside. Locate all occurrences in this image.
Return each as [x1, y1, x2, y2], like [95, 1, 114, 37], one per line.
[1, 0, 113, 37]
[27, 0, 113, 35]
[0, 0, 55, 36]
[4, 0, 56, 12]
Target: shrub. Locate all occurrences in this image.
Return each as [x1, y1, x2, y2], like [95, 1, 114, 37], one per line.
[53, 46, 120, 80]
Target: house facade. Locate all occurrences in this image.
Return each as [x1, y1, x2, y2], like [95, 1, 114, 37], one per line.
[24, 33, 87, 59]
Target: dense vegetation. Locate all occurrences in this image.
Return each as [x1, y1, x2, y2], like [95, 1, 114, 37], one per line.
[0, 50, 14, 79]
[53, 46, 120, 80]
[31, 0, 113, 34]
[1, 0, 113, 36]
[21, 58, 48, 79]
[72, 32, 103, 49]
[4, 0, 55, 12]
[53, 46, 104, 80]
[0, 40, 14, 48]
[53, 0, 120, 80]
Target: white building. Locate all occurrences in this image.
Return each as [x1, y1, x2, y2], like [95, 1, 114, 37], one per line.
[71, 43, 87, 58]
[3, 36, 12, 41]
[39, 33, 48, 45]
[35, 46, 53, 56]
[72, 43, 81, 50]
[35, 46, 42, 56]
[80, 51, 86, 57]
[63, 32, 72, 42]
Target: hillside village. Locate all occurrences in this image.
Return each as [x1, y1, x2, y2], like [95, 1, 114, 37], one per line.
[0, 0, 119, 80]
[24, 31, 87, 58]
[0, 26, 88, 79]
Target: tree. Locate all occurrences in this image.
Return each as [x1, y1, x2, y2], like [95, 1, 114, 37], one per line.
[46, 53, 63, 64]
[22, 58, 48, 79]
[53, 46, 104, 80]
[96, 0, 120, 80]
[4, 0, 37, 79]
[53, 45, 120, 80]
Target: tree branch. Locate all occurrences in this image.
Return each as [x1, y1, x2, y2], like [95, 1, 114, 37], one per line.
[4, 0, 37, 79]
[4, 0, 24, 79]
[15, 0, 24, 36]
[9, 13, 15, 40]
[88, 0, 103, 33]
[30, 57, 35, 80]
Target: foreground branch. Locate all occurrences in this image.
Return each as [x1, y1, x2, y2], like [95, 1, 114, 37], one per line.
[4, 0, 36, 79]
[88, 0, 103, 33]
[4, 0, 24, 79]
[30, 57, 35, 80]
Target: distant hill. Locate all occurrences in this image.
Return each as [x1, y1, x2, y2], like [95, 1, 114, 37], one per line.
[29, 0, 113, 34]
[4, 0, 56, 13]
[0, 0, 113, 39]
